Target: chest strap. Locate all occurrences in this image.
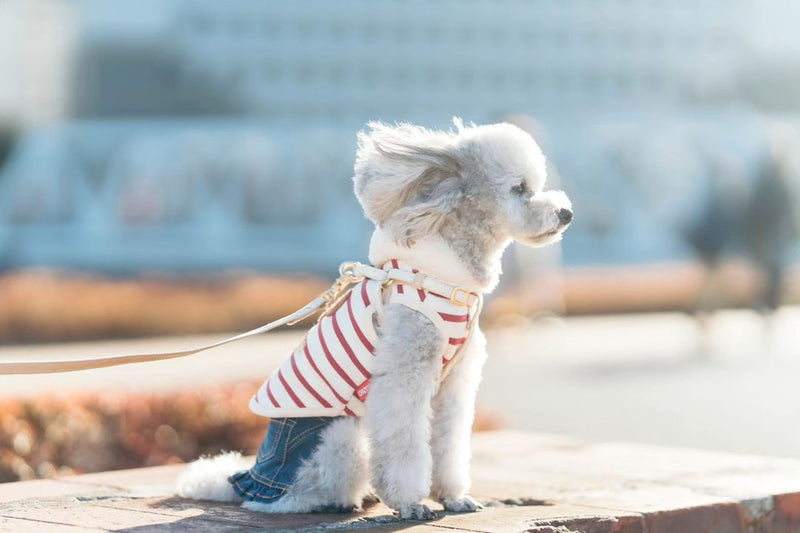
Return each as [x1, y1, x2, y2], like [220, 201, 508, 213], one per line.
[346, 262, 480, 307]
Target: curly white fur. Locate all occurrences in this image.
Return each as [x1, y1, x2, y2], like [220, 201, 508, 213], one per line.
[176, 452, 249, 502]
[178, 119, 572, 520]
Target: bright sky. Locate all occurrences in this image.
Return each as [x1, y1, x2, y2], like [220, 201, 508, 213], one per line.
[746, 0, 800, 57]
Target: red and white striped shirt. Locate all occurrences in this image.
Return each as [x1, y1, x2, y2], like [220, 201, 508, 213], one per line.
[249, 260, 477, 418]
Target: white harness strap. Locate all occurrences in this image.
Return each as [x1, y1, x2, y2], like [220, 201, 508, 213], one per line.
[352, 263, 480, 307]
[0, 262, 482, 376]
[438, 294, 482, 384]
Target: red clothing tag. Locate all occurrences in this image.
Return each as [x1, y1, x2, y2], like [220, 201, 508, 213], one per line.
[355, 380, 370, 402]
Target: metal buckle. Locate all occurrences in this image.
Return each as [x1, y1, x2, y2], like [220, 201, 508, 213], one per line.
[318, 262, 367, 316]
[450, 287, 471, 306]
[339, 262, 365, 282]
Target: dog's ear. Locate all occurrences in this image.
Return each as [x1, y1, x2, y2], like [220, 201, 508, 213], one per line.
[354, 122, 463, 246]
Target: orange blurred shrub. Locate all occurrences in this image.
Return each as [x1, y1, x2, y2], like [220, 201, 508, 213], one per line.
[0, 271, 329, 344]
[0, 383, 265, 483]
[0, 381, 502, 483]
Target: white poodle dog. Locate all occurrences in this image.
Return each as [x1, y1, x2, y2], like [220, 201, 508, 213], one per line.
[178, 119, 572, 520]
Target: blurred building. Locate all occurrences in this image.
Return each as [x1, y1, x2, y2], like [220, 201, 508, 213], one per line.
[0, 0, 798, 274]
[73, 0, 747, 121]
[0, 0, 76, 126]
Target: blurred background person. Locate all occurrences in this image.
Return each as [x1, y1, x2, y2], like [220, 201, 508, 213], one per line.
[741, 123, 800, 345]
[682, 147, 750, 355]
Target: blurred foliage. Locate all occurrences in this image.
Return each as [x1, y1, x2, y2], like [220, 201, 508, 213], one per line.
[0, 383, 262, 483]
[0, 382, 502, 483]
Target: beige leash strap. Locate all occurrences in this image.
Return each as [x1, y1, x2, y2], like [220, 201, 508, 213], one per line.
[0, 265, 365, 375]
[0, 262, 482, 376]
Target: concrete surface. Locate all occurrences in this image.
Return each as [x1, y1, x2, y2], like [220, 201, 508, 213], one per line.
[1, 307, 798, 458]
[2, 431, 800, 532]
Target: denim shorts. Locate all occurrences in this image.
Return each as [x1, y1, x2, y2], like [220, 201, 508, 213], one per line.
[228, 417, 337, 504]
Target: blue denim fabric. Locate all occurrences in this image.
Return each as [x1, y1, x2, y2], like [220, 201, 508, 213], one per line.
[228, 417, 337, 504]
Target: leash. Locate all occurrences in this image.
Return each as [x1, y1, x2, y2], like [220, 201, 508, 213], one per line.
[0, 262, 480, 375]
[0, 264, 365, 375]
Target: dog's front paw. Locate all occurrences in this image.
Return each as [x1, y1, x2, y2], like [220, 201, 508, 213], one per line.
[441, 496, 483, 513]
[398, 502, 437, 520]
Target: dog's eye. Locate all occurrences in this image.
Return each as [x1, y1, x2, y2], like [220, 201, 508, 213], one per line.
[510, 182, 528, 196]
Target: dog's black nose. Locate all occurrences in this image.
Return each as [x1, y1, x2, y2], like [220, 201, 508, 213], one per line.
[557, 208, 573, 225]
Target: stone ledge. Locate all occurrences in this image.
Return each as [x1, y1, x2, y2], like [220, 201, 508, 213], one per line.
[1, 431, 799, 532]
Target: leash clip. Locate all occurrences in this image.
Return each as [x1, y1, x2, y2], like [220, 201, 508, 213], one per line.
[319, 262, 365, 302]
[314, 262, 368, 319]
[338, 262, 366, 283]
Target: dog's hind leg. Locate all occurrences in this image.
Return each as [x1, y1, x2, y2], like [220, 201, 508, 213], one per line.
[242, 417, 370, 513]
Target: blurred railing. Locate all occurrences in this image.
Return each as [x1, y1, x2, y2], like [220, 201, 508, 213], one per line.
[0, 121, 372, 274]
[1, 113, 794, 275]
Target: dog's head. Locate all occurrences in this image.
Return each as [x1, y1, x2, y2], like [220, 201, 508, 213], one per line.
[353, 119, 572, 249]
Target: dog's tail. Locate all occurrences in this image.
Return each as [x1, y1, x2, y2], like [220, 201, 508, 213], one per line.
[176, 452, 250, 502]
